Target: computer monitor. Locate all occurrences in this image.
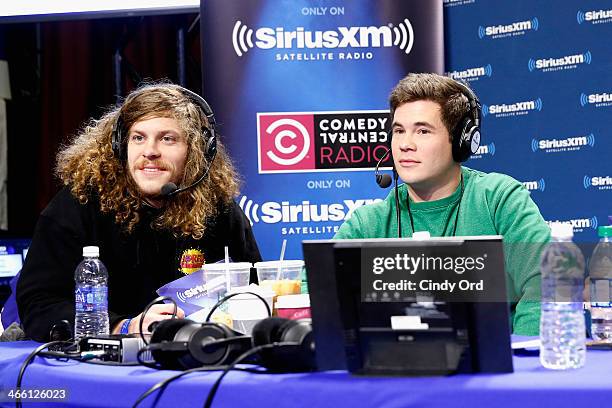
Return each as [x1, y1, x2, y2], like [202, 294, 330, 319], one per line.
[0, 238, 31, 307]
[303, 236, 513, 375]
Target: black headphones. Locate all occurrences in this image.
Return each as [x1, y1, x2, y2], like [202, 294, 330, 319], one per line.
[148, 319, 253, 370]
[451, 82, 482, 163]
[387, 81, 482, 163]
[111, 86, 217, 165]
[148, 317, 315, 372]
[252, 317, 316, 373]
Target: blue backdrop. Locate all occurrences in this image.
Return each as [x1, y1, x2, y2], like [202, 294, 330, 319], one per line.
[201, 0, 611, 260]
[444, 0, 611, 244]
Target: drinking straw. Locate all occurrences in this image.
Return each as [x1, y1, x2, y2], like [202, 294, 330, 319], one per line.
[224, 246, 231, 292]
[275, 239, 287, 280]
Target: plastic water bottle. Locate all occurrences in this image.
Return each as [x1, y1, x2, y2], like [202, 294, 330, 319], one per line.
[589, 225, 612, 342]
[540, 223, 586, 369]
[74, 246, 109, 339]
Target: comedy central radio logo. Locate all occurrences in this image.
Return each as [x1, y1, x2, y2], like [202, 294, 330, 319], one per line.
[232, 19, 414, 57]
[257, 111, 391, 173]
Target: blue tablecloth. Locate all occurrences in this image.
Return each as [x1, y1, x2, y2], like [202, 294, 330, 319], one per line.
[1, 340, 611, 408]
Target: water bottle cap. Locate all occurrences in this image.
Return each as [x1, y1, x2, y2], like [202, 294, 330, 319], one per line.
[549, 222, 573, 239]
[83, 246, 99, 257]
[598, 225, 612, 238]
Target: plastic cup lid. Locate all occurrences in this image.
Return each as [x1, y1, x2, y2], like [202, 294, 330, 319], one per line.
[254, 260, 304, 268]
[275, 293, 311, 309]
[201, 262, 252, 271]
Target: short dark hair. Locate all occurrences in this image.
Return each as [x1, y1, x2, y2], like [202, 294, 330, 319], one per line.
[389, 73, 472, 141]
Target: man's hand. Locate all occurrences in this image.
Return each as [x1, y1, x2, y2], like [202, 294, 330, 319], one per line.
[112, 304, 185, 334]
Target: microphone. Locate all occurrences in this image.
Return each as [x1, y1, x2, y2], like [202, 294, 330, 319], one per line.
[374, 148, 392, 188]
[160, 152, 216, 197]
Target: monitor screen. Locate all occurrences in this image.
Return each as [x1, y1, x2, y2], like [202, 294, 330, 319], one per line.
[0, 239, 30, 279]
[0, 1, 199, 23]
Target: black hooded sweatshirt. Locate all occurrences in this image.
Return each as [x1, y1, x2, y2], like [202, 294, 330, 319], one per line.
[16, 187, 262, 341]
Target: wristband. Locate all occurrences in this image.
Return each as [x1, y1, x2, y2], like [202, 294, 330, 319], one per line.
[120, 318, 132, 335]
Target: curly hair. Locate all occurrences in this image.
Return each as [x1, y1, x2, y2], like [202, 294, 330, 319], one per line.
[55, 82, 240, 239]
[389, 73, 472, 142]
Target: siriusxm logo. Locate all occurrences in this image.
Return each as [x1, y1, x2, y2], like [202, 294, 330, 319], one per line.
[546, 217, 599, 232]
[447, 64, 492, 81]
[444, 0, 476, 7]
[238, 196, 381, 224]
[522, 178, 546, 192]
[482, 98, 542, 117]
[580, 92, 612, 107]
[471, 142, 495, 159]
[478, 17, 539, 39]
[528, 51, 591, 72]
[531, 134, 595, 153]
[232, 20, 414, 57]
[577, 9, 612, 24]
[584, 175, 612, 190]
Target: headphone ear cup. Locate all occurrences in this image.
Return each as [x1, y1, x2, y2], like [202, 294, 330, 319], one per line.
[149, 319, 192, 370]
[252, 317, 315, 372]
[205, 132, 217, 162]
[452, 117, 475, 163]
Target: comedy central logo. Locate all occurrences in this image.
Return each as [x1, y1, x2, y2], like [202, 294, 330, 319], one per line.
[482, 98, 542, 118]
[232, 20, 414, 59]
[257, 111, 391, 173]
[478, 17, 539, 39]
[528, 51, 591, 72]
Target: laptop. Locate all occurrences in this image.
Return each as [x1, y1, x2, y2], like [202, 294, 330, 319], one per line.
[303, 236, 513, 375]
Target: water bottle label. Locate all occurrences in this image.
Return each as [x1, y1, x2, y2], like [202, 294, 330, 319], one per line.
[75, 287, 108, 312]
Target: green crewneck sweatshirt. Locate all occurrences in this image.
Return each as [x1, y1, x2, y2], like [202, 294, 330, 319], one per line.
[334, 167, 550, 335]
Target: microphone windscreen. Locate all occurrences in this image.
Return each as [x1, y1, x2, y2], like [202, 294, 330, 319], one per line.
[160, 182, 178, 196]
[376, 173, 392, 188]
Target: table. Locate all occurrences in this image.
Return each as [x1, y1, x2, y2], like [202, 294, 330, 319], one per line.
[1, 340, 611, 408]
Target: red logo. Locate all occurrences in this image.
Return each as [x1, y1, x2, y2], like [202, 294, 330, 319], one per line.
[258, 113, 315, 172]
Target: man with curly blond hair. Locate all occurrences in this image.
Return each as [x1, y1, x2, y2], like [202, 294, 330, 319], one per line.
[17, 83, 261, 341]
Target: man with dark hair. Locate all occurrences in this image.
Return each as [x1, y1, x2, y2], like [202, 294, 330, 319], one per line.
[17, 83, 261, 341]
[335, 73, 549, 335]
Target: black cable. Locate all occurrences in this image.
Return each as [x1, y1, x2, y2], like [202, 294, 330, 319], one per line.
[132, 365, 261, 408]
[203, 342, 299, 408]
[405, 172, 464, 237]
[15, 341, 70, 408]
[393, 169, 404, 238]
[139, 296, 178, 345]
[451, 173, 465, 237]
[205, 291, 272, 323]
